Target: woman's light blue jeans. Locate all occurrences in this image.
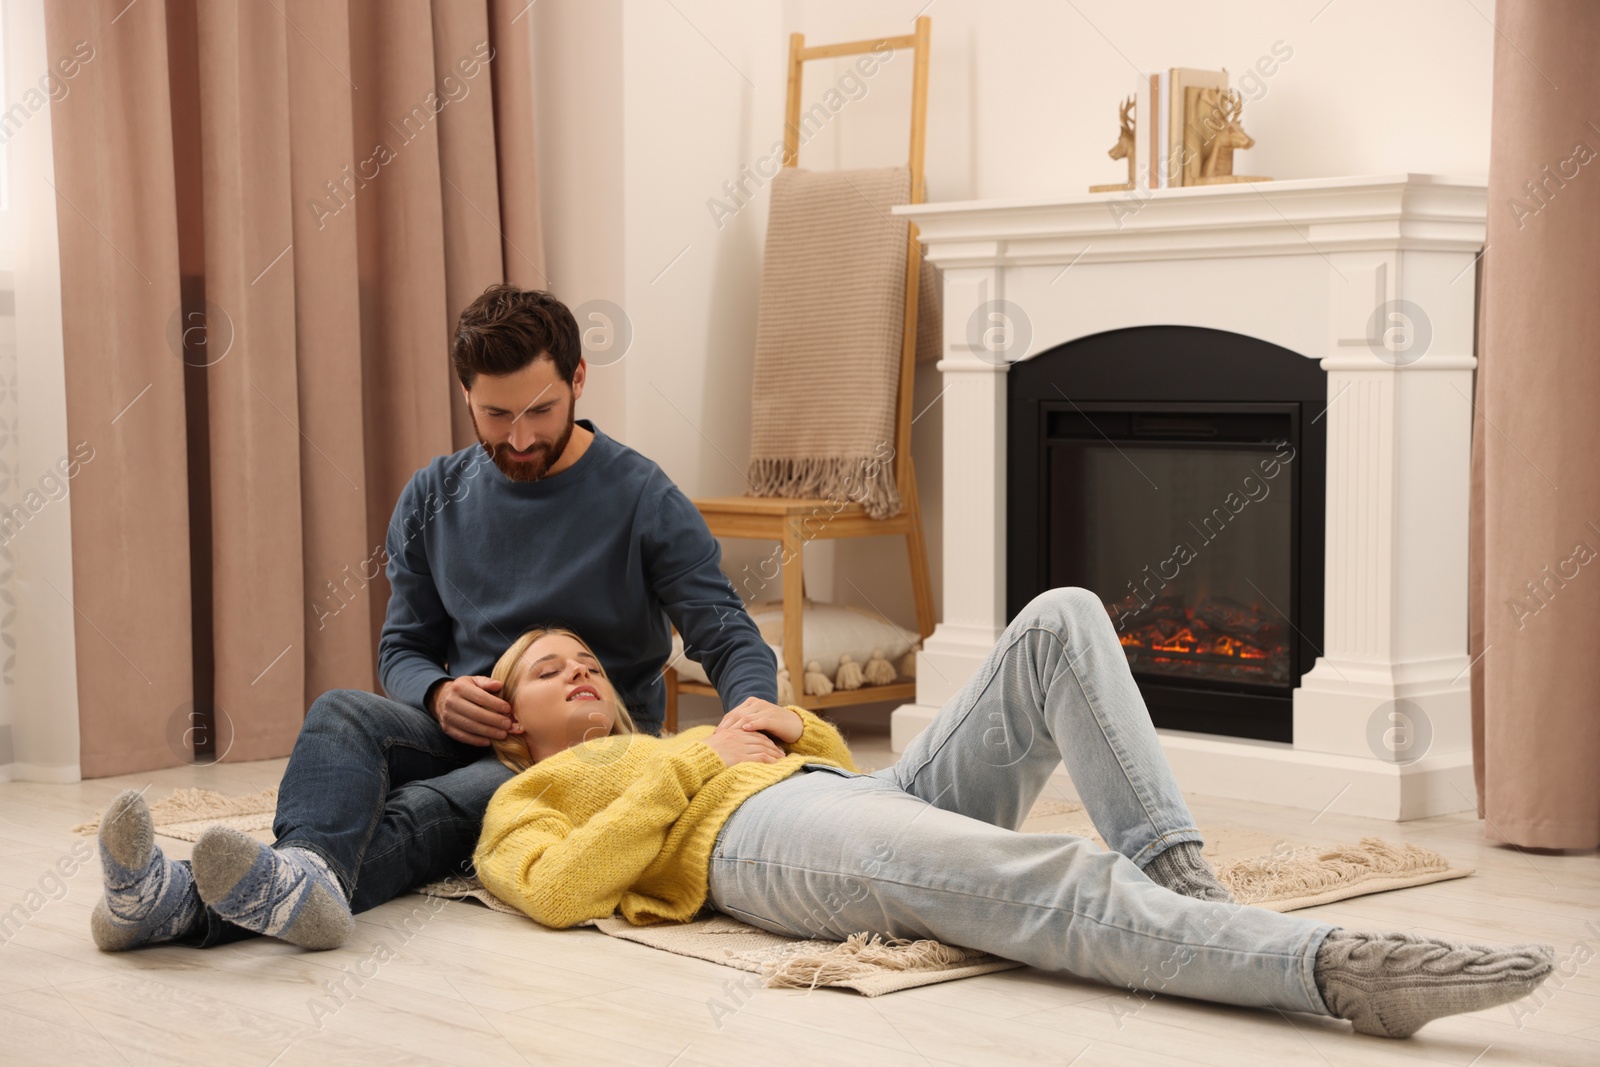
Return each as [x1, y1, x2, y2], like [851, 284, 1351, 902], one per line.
[707, 586, 1336, 1017]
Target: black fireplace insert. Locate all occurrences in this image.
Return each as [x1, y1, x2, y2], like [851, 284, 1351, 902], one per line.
[1007, 326, 1327, 742]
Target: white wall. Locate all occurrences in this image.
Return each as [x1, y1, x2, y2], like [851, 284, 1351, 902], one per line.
[795, 0, 1494, 200]
[0, 0, 82, 781]
[530, 0, 628, 435]
[534, 0, 1494, 712]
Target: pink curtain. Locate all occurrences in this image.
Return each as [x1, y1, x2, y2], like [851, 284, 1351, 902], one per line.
[1469, 0, 1600, 849]
[44, 0, 545, 776]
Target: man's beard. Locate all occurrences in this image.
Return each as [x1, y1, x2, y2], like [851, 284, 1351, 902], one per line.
[473, 405, 576, 483]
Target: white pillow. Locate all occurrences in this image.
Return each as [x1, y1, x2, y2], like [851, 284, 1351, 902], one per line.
[669, 598, 920, 685]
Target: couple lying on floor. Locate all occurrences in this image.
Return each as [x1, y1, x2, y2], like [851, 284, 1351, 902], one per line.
[92, 587, 1553, 1040]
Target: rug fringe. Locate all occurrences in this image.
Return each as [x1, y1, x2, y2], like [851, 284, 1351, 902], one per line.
[72, 786, 279, 835]
[1217, 835, 1452, 904]
[762, 932, 978, 990]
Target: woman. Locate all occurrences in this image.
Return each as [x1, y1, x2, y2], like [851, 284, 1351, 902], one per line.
[473, 587, 1554, 1040]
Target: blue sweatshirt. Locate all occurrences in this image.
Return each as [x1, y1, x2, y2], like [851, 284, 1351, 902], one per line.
[377, 420, 776, 734]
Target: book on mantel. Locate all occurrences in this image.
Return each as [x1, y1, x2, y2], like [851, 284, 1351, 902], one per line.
[1144, 67, 1229, 189]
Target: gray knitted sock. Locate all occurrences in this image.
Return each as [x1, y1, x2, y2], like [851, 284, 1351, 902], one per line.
[90, 789, 204, 951]
[1142, 840, 1234, 903]
[1313, 928, 1555, 1038]
[191, 827, 352, 950]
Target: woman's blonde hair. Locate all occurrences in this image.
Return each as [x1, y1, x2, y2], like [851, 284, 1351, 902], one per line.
[489, 627, 639, 772]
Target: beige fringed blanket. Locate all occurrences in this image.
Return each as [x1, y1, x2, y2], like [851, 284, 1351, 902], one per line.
[77, 789, 1472, 998]
[746, 166, 942, 520]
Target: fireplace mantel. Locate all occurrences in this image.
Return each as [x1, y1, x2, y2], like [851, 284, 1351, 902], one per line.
[892, 174, 1487, 820]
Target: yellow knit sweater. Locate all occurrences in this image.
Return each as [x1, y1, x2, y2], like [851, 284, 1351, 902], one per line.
[473, 706, 856, 929]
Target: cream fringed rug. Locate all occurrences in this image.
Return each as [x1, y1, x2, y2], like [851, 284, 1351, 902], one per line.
[593, 915, 1018, 996]
[416, 797, 1473, 996]
[1012, 798, 1475, 912]
[73, 787, 279, 842]
[406, 878, 1021, 997]
[75, 789, 1473, 997]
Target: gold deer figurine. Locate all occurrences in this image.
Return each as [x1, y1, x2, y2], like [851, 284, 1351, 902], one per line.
[1089, 95, 1137, 192]
[1184, 87, 1270, 186]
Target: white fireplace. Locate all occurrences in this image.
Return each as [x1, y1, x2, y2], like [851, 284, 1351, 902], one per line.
[892, 174, 1486, 820]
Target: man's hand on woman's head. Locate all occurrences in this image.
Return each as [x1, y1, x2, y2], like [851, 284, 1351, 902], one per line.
[430, 675, 513, 746]
[718, 697, 804, 745]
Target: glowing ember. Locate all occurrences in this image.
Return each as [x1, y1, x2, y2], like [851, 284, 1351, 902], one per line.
[1106, 592, 1290, 686]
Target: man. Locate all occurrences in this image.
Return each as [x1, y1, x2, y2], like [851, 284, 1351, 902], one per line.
[90, 286, 778, 952]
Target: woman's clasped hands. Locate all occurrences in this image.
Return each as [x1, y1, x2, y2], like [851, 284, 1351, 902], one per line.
[701, 697, 804, 767]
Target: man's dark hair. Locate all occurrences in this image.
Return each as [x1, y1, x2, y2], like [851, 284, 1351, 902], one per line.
[451, 285, 581, 389]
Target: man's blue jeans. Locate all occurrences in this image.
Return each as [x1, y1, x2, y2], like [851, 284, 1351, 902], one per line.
[187, 690, 515, 946]
[708, 586, 1337, 1017]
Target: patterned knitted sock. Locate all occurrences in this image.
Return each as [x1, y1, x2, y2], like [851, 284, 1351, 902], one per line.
[90, 789, 204, 951]
[191, 827, 353, 950]
[1142, 840, 1234, 903]
[1313, 928, 1555, 1038]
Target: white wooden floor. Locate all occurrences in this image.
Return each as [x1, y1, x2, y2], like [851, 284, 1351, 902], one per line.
[2, 713, 1597, 1066]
